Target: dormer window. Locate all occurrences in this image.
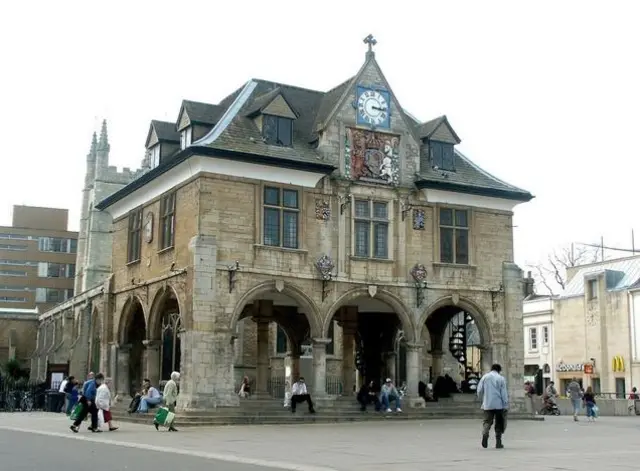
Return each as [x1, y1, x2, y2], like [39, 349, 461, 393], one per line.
[431, 141, 455, 171]
[150, 145, 160, 169]
[180, 127, 192, 150]
[263, 115, 293, 147]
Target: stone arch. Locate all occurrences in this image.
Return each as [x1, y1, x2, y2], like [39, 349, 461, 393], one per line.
[322, 287, 416, 342]
[417, 295, 492, 347]
[147, 284, 184, 341]
[230, 280, 322, 338]
[117, 295, 148, 345]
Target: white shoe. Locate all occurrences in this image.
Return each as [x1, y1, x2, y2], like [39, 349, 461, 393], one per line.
[396, 408, 402, 412]
[385, 408, 392, 413]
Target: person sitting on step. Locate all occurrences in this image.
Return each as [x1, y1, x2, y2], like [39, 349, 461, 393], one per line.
[137, 379, 162, 413]
[290, 377, 315, 414]
[380, 378, 402, 413]
[357, 381, 381, 412]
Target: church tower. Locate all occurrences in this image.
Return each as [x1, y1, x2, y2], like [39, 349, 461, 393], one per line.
[74, 120, 139, 293]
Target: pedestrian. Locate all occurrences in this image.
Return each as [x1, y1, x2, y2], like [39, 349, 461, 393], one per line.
[70, 373, 103, 433]
[153, 371, 179, 432]
[477, 363, 509, 449]
[96, 377, 118, 431]
[290, 377, 315, 414]
[566, 377, 583, 422]
[583, 386, 597, 422]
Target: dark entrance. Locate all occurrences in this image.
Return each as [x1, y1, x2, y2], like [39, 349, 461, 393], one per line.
[124, 301, 146, 397]
[355, 312, 401, 385]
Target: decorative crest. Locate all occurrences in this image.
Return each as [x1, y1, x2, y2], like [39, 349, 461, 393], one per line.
[410, 263, 427, 283]
[315, 254, 335, 280]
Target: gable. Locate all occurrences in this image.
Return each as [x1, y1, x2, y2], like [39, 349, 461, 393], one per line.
[430, 119, 460, 145]
[145, 127, 159, 149]
[177, 107, 191, 132]
[262, 94, 297, 119]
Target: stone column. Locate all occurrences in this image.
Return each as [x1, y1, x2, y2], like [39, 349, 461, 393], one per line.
[255, 317, 271, 397]
[479, 346, 492, 374]
[116, 344, 131, 397]
[405, 342, 422, 397]
[143, 340, 161, 385]
[312, 338, 332, 397]
[341, 325, 356, 396]
[431, 350, 444, 379]
[385, 352, 397, 382]
[177, 235, 239, 411]
[290, 352, 301, 380]
[502, 262, 526, 413]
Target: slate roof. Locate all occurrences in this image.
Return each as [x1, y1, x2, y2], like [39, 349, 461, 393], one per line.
[561, 256, 640, 298]
[182, 100, 225, 126]
[151, 120, 179, 142]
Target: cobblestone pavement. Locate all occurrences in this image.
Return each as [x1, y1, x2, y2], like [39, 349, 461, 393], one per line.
[1, 413, 639, 471]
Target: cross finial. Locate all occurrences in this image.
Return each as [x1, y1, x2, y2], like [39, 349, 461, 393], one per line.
[363, 34, 377, 56]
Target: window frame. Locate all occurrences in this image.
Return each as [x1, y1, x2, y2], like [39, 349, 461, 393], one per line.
[180, 127, 192, 150]
[352, 198, 391, 260]
[262, 114, 293, 147]
[542, 325, 549, 345]
[150, 145, 161, 168]
[261, 185, 300, 249]
[127, 207, 143, 263]
[529, 327, 538, 351]
[587, 278, 598, 300]
[430, 140, 455, 172]
[159, 192, 177, 251]
[437, 207, 470, 265]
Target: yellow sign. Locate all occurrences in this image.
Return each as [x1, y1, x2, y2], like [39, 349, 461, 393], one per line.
[612, 355, 625, 372]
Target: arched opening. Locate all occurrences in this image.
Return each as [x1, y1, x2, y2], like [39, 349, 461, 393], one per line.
[149, 286, 182, 384]
[424, 301, 490, 395]
[325, 291, 414, 396]
[232, 288, 315, 400]
[121, 298, 146, 397]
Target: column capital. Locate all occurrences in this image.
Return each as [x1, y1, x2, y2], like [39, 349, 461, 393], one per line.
[117, 343, 132, 352]
[429, 349, 444, 357]
[142, 339, 161, 349]
[312, 337, 332, 346]
[405, 342, 424, 351]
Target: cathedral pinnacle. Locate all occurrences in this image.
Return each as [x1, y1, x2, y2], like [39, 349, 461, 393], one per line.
[97, 119, 109, 151]
[88, 132, 98, 159]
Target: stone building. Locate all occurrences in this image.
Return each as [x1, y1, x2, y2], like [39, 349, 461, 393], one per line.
[523, 293, 555, 388]
[553, 255, 640, 397]
[33, 39, 532, 410]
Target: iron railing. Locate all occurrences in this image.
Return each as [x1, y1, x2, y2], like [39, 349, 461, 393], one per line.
[0, 380, 47, 412]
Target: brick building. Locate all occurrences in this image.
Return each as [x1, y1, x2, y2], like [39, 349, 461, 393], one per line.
[32, 39, 532, 410]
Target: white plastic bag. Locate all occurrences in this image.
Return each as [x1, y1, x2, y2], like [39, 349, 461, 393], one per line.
[97, 409, 105, 429]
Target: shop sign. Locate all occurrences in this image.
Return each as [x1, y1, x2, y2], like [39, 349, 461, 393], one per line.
[556, 362, 584, 372]
[583, 364, 594, 375]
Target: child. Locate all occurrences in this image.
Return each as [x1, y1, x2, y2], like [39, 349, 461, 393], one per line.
[583, 386, 597, 421]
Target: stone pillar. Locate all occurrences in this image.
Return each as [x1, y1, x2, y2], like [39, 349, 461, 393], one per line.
[502, 261, 526, 413]
[479, 346, 492, 375]
[312, 338, 331, 397]
[431, 350, 444, 378]
[177, 235, 238, 410]
[385, 352, 397, 382]
[405, 342, 422, 397]
[143, 340, 161, 385]
[341, 326, 356, 396]
[255, 316, 271, 397]
[116, 344, 131, 397]
[290, 353, 301, 380]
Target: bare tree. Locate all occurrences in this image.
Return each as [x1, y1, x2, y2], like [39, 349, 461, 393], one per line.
[528, 243, 600, 295]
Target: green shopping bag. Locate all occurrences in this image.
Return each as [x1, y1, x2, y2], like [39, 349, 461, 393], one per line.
[70, 403, 84, 421]
[154, 407, 175, 427]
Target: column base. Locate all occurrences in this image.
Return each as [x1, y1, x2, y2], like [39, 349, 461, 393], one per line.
[405, 395, 426, 409]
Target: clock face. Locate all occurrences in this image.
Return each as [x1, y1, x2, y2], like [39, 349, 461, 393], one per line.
[356, 86, 390, 128]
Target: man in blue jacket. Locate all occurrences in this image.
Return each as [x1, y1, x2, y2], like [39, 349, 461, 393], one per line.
[70, 373, 104, 433]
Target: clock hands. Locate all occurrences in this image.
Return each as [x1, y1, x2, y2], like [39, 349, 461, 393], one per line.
[372, 106, 387, 112]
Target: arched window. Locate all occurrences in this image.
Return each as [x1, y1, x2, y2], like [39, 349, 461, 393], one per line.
[161, 312, 182, 380]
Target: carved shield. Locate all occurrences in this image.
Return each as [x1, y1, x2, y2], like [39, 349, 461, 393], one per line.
[368, 285, 377, 298]
[452, 293, 460, 306]
[275, 280, 285, 293]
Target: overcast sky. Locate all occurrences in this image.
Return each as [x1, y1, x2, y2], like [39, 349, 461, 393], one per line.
[1, 1, 639, 272]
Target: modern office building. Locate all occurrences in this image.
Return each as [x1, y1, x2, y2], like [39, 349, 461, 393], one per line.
[0, 205, 78, 312]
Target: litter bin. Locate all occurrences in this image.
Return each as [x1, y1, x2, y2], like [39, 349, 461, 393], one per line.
[45, 390, 64, 412]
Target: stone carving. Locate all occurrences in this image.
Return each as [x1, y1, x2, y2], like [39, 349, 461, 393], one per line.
[413, 209, 425, 230]
[587, 306, 599, 326]
[410, 263, 427, 283]
[315, 254, 335, 280]
[368, 285, 377, 298]
[315, 199, 331, 221]
[345, 128, 399, 185]
[275, 279, 285, 293]
[452, 293, 460, 305]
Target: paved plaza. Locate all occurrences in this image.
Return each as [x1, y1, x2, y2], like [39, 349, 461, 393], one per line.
[1, 413, 639, 470]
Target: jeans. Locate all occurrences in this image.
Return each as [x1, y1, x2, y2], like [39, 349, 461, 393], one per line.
[65, 393, 77, 415]
[381, 393, 401, 410]
[138, 395, 162, 413]
[571, 398, 581, 415]
[585, 401, 595, 417]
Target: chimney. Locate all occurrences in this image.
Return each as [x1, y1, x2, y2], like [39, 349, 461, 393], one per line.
[523, 270, 535, 298]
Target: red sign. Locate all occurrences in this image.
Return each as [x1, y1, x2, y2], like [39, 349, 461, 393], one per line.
[583, 364, 594, 375]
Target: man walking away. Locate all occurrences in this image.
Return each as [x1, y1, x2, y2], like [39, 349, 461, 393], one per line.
[290, 377, 315, 414]
[70, 373, 103, 433]
[477, 364, 509, 449]
[566, 378, 582, 422]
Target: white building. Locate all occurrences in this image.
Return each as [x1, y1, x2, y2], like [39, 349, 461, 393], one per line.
[523, 295, 555, 388]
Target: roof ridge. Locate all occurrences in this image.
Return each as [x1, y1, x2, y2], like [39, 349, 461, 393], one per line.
[183, 99, 222, 107]
[324, 76, 354, 94]
[251, 78, 324, 95]
[454, 148, 529, 194]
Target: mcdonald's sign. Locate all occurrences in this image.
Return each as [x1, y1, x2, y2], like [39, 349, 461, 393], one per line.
[612, 355, 625, 373]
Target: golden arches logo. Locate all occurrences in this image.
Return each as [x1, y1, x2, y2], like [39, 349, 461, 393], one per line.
[612, 355, 625, 373]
